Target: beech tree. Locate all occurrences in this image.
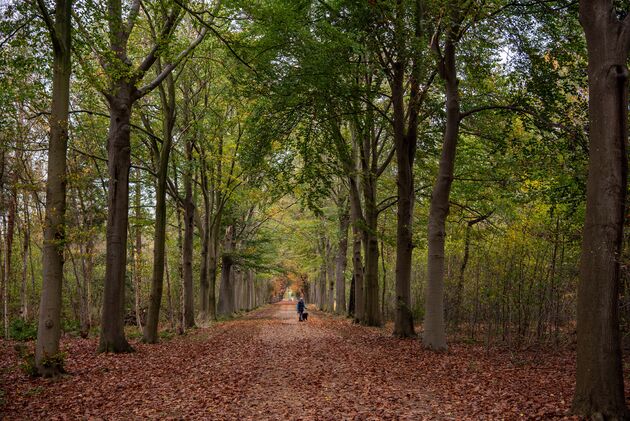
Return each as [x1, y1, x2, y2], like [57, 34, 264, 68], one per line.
[572, 0, 630, 417]
[77, 0, 207, 352]
[34, 0, 72, 376]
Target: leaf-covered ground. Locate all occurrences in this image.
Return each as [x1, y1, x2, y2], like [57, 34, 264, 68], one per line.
[1, 302, 628, 420]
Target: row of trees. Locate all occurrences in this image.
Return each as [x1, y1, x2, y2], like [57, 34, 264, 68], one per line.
[0, 0, 628, 418]
[237, 0, 628, 418]
[2, 0, 284, 372]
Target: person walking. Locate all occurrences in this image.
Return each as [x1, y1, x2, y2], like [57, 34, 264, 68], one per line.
[297, 298, 306, 321]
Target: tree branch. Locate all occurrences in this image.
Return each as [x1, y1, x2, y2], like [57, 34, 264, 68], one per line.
[175, 0, 256, 73]
[35, 0, 60, 50]
[135, 27, 208, 98]
[124, 0, 142, 39]
[136, 7, 182, 74]
[459, 104, 528, 121]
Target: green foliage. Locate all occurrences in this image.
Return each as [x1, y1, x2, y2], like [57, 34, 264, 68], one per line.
[40, 352, 67, 372]
[61, 319, 82, 335]
[15, 341, 67, 377]
[158, 329, 176, 341]
[14, 344, 37, 377]
[9, 319, 37, 341]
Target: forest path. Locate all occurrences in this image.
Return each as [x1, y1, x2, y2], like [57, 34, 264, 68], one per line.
[2, 301, 585, 420]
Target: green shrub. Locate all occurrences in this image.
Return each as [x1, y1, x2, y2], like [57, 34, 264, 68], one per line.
[40, 352, 66, 371]
[15, 344, 37, 377]
[61, 319, 81, 334]
[14, 344, 66, 377]
[9, 319, 37, 341]
[159, 329, 175, 341]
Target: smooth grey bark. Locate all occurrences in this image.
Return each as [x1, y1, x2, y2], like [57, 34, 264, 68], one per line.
[349, 179, 364, 321]
[331, 122, 365, 320]
[133, 170, 142, 330]
[335, 199, 350, 314]
[199, 171, 210, 319]
[21, 193, 32, 322]
[20, 196, 29, 321]
[327, 240, 335, 312]
[247, 270, 255, 310]
[182, 138, 195, 328]
[175, 205, 185, 332]
[143, 70, 176, 344]
[99, 83, 135, 353]
[572, 1, 630, 418]
[97, 2, 206, 352]
[317, 237, 328, 311]
[329, 84, 393, 324]
[35, 0, 71, 375]
[164, 247, 175, 329]
[356, 101, 382, 327]
[380, 235, 386, 320]
[207, 222, 219, 319]
[391, 58, 416, 337]
[362, 171, 380, 326]
[391, 0, 424, 338]
[424, 21, 460, 350]
[4, 191, 15, 339]
[203, 136, 223, 321]
[217, 225, 234, 316]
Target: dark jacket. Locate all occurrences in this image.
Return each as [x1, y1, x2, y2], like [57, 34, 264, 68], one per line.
[297, 300, 305, 312]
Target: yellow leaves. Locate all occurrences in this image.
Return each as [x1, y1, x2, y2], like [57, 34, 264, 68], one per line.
[520, 179, 542, 193]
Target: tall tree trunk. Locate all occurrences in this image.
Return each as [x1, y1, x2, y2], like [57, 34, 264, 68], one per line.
[318, 237, 327, 311]
[208, 223, 219, 320]
[206, 138, 222, 321]
[4, 191, 15, 338]
[21, 197, 29, 321]
[362, 179, 381, 326]
[199, 214, 210, 320]
[335, 200, 349, 314]
[99, 87, 135, 353]
[247, 270, 254, 310]
[82, 237, 94, 336]
[391, 0, 422, 338]
[572, 1, 630, 417]
[392, 63, 416, 338]
[196, 98, 210, 321]
[327, 241, 335, 312]
[176, 206, 185, 333]
[380, 236, 387, 321]
[144, 73, 176, 343]
[217, 225, 234, 316]
[35, 0, 72, 374]
[182, 139, 195, 328]
[97, 0, 205, 352]
[349, 177, 364, 321]
[164, 248, 175, 329]
[424, 33, 459, 350]
[133, 171, 142, 330]
[348, 274, 355, 317]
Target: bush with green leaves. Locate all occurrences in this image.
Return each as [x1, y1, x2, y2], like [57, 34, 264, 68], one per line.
[9, 319, 37, 341]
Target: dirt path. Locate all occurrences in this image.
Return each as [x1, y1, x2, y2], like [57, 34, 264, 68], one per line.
[0, 302, 605, 420]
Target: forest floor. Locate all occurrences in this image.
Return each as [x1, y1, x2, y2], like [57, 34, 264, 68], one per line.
[1, 302, 628, 420]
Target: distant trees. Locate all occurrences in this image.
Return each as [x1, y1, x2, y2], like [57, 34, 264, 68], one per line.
[0, 1, 628, 416]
